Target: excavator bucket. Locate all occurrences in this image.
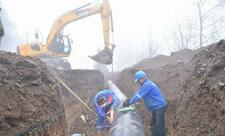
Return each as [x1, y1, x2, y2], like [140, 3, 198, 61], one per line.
[89, 47, 113, 65]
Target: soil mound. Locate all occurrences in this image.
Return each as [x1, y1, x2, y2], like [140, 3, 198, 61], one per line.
[116, 40, 225, 135]
[0, 52, 66, 136]
[170, 40, 225, 136]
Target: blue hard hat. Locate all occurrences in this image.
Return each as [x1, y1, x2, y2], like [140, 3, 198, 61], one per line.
[97, 95, 107, 107]
[97, 96, 106, 103]
[134, 71, 146, 82]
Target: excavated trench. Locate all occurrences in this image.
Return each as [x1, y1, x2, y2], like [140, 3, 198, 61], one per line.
[0, 40, 224, 136]
[55, 69, 105, 135]
[116, 40, 225, 135]
[0, 51, 106, 136]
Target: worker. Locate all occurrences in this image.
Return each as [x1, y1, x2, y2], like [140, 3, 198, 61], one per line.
[93, 89, 121, 135]
[123, 70, 168, 136]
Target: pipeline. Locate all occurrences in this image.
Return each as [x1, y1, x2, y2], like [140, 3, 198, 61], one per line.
[107, 80, 127, 103]
[107, 80, 145, 136]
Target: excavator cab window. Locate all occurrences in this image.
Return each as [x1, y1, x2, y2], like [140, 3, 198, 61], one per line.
[49, 33, 71, 55]
[62, 35, 71, 55]
[30, 43, 41, 51]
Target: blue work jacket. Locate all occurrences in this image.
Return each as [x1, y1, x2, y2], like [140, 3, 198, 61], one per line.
[129, 79, 167, 111]
[93, 89, 120, 117]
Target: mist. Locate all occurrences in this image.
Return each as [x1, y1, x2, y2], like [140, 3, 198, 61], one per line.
[1, 0, 225, 71]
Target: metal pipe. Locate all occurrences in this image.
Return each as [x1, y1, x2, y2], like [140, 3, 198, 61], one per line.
[107, 81, 145, 136]
[107, 80, 127, 103]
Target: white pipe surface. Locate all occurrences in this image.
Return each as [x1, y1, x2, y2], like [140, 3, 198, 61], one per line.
[107, 80, 127, 103]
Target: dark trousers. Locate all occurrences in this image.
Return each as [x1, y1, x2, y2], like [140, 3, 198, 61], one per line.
[150, 106, 167, 136]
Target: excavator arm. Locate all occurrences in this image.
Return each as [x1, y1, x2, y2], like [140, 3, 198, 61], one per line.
[47, 0, 111, 50]
[17, 0, 113, 65]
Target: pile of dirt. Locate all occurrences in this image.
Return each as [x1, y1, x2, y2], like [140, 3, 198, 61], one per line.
[1, 38, 223, 136]
[0, 52, 66, 136]
[55, 70, 105, 135]
[117, 48, 203, 100]
[116, 48, 201, 135]
[170, 40, 225, 136]
[116, 40, 225, 135]
[134, 48, 199, 70]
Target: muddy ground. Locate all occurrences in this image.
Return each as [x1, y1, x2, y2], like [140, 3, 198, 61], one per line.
[0, 39, 224, 136]
[169, 40, 225, 136]
[0, 51, 106, 136]
[116, 40, 225, 136]
[0, 52, 66, 136]
[55, 69, 105, 136]
[58, 39, 224, 136]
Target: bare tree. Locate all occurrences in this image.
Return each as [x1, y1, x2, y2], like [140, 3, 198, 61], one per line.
[147, 30, 158, 58]
[195, 0, 225, 47]
[141, 27, 159, 58]
[173, 20, 195, 50]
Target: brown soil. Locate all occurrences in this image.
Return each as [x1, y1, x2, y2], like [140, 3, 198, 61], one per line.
[169, 40, 225, 136]
[0, 51, 106, 136]
[116, 40, 225, 136]
[55, 70, 105, 136]
[0, 52, 66, 136]
[1, 39, 224, 136]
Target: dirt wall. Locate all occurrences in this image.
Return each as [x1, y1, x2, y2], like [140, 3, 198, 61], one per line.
[116, 40, 225, 136]
[56, 70, 105, 135]
[170, 40, 225, 136]
[0, 52, 66, 136]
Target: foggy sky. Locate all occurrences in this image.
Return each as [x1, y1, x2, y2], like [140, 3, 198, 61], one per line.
[1, 0, 224, 71]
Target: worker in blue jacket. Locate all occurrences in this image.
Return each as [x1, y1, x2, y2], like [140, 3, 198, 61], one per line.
[123, 71, 168, 136]
[93, 89, 121, 135]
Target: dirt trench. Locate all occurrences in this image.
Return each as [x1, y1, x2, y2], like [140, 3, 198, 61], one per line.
[116, 40, 225, 136]
[55, 69, 105, 136]
[0, 39, 224, 136]
[0, 51, 106, 136]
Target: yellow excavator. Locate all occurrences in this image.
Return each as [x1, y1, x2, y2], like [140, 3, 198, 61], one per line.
[17, 0, 115, 69]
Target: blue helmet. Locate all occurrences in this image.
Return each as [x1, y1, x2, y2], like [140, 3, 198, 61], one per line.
[97, 96, 107, 107]
[134, 71, 146, 82]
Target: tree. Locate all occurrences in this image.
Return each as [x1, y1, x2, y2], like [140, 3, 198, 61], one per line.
[195, 0, 225, 47]
[139, 27, 159, 59]
[172, 20, 195, 50]
[146, 29, 159, 58]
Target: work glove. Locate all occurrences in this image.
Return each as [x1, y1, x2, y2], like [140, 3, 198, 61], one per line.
[122, 99, 130, 107]
[105, 102, 113, 112]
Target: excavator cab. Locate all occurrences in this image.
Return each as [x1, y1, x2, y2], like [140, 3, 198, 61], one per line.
[49, 33, 72, 55]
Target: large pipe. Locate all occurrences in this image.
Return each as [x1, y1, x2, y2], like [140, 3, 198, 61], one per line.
[107, 80, 145, 136]
[107, 80, 127, 103]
